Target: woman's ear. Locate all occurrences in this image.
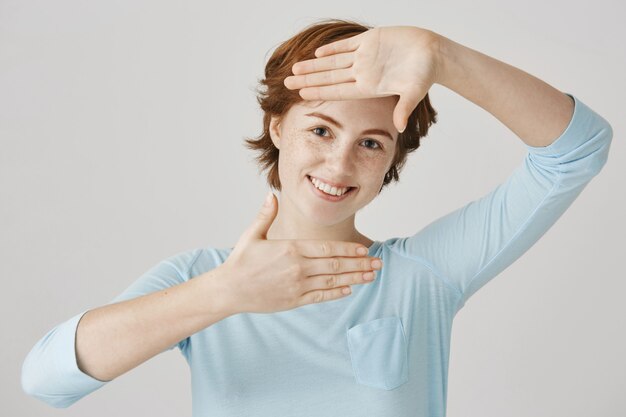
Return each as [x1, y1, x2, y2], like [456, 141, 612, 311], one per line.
[269, 116, 281, 150]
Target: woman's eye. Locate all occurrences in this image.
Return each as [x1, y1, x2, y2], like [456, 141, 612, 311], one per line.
[311, 127, 382, 151]
[362, 139, 382, 150]
[312, 127, 328, 137]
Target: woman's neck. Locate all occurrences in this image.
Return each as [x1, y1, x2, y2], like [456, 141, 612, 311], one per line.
[267, 195, 373, 247]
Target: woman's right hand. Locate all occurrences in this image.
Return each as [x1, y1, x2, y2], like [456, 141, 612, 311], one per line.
[220, 192, 382, 314]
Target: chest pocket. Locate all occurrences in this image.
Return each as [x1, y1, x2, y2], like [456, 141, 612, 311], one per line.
[346, 316, 409, 390]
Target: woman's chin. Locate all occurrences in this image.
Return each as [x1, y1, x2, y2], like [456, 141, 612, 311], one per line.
[305, 205, 357, 226]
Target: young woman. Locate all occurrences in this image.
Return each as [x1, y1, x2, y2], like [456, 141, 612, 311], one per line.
[22, 19, 612, 416]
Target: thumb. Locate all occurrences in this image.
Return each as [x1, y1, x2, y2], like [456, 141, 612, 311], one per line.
[394, 93, 420, 134]
[249, 191, 278, 240]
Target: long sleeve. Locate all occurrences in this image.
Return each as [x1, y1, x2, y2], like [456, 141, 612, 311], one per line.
[21, 248, 202, 408]
[391, 93, 613, 313]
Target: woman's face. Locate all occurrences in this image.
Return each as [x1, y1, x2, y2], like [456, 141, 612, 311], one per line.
[269, 96, 399, 226]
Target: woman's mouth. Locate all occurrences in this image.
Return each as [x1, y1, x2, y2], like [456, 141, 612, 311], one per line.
[307, 175, 356, 202]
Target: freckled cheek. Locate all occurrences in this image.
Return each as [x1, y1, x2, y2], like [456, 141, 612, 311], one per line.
[286, 139, 325, 163]
[277, 143, 316, 179]
[285, 134, 389, 170]
[359, 155, 390, 174]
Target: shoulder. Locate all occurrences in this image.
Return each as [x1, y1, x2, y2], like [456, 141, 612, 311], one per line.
[174, 245, 233, 279]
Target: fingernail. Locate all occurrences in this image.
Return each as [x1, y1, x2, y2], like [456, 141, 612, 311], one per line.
[264, 191, 273, 206]
[371, 259, 382, 269]
[357, 247, 368, 256]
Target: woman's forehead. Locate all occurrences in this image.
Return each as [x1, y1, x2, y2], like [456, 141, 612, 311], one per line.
[294, 96, 396, 110]
[289, 97, 396, 126]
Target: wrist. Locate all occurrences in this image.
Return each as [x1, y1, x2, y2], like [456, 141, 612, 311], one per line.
[433, 34, 465, 89]
[196, 264, 241, 318]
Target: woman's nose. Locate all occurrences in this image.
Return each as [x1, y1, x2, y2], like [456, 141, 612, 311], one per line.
[325, 144, 355, 171]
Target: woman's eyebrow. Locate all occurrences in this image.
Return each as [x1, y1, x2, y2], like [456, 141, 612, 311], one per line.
[304, 112, 395, 142]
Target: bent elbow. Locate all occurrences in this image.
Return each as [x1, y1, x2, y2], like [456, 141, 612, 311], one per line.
[21, 350, 77, 408]
[587, 120, 613, 177]
[21, 311, 107, 408]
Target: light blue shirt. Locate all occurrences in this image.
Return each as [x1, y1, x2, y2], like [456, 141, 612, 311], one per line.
[22, 94, 612, 416]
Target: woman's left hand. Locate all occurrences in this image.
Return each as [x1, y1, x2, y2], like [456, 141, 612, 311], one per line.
[283, 26, 442, 133]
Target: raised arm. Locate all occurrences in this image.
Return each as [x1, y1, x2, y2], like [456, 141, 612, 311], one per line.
[435, 34, 575, 147]
[394, 93, 612, 310]
[283, 26, 613, 311]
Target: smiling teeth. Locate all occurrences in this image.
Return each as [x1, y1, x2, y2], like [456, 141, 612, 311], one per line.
[310, 176, 350, 196]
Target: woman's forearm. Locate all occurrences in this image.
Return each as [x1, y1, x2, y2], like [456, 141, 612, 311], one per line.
[75, 265, 237, 382]
[434, 33, 575, 147]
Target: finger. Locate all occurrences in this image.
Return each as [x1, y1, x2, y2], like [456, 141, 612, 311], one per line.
[298, 285, 352, 306]
[291, 51, 354, 75]
[295, 239, 371, 259]
[394, 89, 428, 133]
[298, 82, 361, 101]
[284, 68, 354, 90]
[302, 270, 377, 294]
[393, 95, 412, 134]
[303, 255, 382, 277]
[314, 34, 362, 58]
[247, 191, 277, 240]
